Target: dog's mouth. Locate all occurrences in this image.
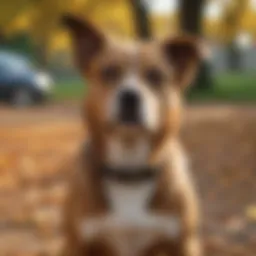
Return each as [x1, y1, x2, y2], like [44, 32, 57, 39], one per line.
[104, 120, 150, 138]
[104, 106, 156, 136]
[106, 120, 144, 131]
[104, 89, 160, 134]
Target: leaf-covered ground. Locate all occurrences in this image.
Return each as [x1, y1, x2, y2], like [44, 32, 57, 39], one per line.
[0, 104, 255, 256]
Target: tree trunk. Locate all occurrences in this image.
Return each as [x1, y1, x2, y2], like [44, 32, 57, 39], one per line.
[179, 0, 204, 35]
[130, 0, 151, 39]
[222, 0, 249, 72]
[179, 0, 213, 90]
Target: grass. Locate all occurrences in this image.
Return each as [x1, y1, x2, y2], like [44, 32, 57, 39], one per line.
[188, 73, 256, 103]
[53, 73, 256, 103]
[53, 79, 85, 101]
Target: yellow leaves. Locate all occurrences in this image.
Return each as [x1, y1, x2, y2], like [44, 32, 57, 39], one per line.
[0, 115, 81, 190]
[70, 0, 98, 18]
[153, 15, 177, 38]
[220, 0, 252, 43]
[85, 0, 135, 37]
[241, 9, 256, 34]
[1, 104, 256, 255]
[49, 30, 70, 53]
[203, 0, 256, 43]
[49, 0, 136, 53]
[30, 0, 70, 42]
[3, 0, 137, 56]
[0, 0, 30, 27]
[246, 205, 256, 222]
[5, 11, 32, 36]
[2, 0, 256, 55]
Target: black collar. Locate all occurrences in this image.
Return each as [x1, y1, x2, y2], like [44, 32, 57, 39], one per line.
[99, 164, 161, 184]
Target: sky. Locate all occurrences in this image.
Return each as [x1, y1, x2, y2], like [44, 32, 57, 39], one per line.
[149, 0, 177, 14]
[150, 0, 256, 17]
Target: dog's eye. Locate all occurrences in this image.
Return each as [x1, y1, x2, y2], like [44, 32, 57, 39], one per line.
[101, 65, 122, 83]
[145, 68, 165, 87]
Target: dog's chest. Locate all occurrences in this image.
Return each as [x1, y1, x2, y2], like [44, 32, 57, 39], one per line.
[79, 180, 180, 256]
[79, 139, 182, 255]
[103, 181, 156, 255]
[105, 180, 154, 218]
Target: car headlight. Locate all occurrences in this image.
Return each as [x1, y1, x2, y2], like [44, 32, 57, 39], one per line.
[35, 72, 53, 91]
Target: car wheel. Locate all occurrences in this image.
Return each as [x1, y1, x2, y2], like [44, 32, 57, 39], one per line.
[11, 88, 34, 108]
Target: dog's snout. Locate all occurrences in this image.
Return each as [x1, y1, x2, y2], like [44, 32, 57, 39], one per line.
[119, 90, 141, 124]
[121, 90, 139, 108]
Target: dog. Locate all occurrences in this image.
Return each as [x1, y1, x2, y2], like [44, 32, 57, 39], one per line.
[62, 14, 202, 256]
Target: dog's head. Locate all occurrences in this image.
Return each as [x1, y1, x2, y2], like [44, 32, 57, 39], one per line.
[64, 15, 201, 138]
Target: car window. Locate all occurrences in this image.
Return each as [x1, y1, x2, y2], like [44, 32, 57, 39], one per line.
[0, 53, 35, 85]
[0, 60, 10, 78]
[0, 53, 32, 75]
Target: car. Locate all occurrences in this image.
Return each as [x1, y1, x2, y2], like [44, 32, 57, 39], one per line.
[0, 51, 53, 107]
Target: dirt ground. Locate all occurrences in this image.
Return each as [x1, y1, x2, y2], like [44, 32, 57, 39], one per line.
[0, 103, 255, 256]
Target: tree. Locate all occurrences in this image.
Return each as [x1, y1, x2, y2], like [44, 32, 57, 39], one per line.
[29, 0, 71, 68]
[0, 0, 33, 29]
[129, 0, 151, 39]
[222, 0, 249, 71]
[180, 0, 204, 35]
[179, 0, 213, 90]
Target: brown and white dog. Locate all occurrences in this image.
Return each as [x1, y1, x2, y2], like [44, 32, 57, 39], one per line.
[62, 15, 202, 256]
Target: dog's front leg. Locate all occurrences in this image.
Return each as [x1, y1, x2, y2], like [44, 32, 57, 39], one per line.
[177, 188, 202, 256]
[143, 201, 201, 256]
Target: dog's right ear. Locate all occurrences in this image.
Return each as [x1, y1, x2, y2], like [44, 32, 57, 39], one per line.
[62, 14, 105, 72]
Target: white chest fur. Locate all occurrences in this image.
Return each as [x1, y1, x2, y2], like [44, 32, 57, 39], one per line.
[105, 180, 155, 218]
[79, 181, 180, 256]
[102, 181, 179, 235]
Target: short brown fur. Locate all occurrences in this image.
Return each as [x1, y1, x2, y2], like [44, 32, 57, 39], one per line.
[62, 15, 202, 256]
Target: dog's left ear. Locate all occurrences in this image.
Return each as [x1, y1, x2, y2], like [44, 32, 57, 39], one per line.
[63, 14, 105, 73]
[162, 36, 202, 89]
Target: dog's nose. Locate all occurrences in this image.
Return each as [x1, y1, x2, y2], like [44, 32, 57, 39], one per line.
[119, 90, 140, 124]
